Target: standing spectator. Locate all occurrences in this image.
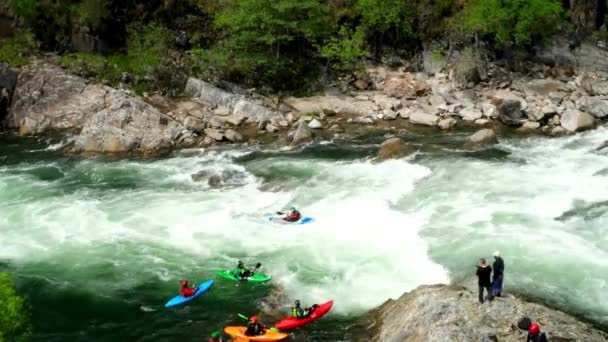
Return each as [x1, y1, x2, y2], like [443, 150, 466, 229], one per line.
[492, 251, 504, 297]
[476, 258, 493, 303]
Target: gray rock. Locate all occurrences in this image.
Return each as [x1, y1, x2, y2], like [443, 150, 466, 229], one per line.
[480, 102, 497, 118]
[353, 117, 374, 124]
[465, 128, 497, 149]
[409, 112, 439, 126]
[497, 99, 524, 126]
[551, 126, 568, 136]
[373, 94, 402, 111]
[459, 107, 483, 121]
[474, 118, 491, 125]
[205, 128, 225, 141]
[183, 116, 205, 133]
[561, 110, 596, 132]
[224, 114, 246, 126]
[376, 138, 413, 161]
[438, 117, 457, 130]
[0, 63, 17, 121]
[522, 121, 541, 130]
[224, 129, 243, 142]
[213, 106, 231, 116]
[185, 78, 240, 111]
[265, 123, 278, 133]
[384, 73, 430, 98]
[524, 79, 566, 96]
[576, 73, 595, 95]
[383, 109, 398, 120]
[308, 118, 322, 129]
[292, 120, 313, 145]
[397, 108, 411, 119]
[365, 285, 608, 342]
[585, 97, 608, 118]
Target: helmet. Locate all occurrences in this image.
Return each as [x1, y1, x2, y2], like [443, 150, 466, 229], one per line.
[238, 260, 244, 266]
[294, 300, 300, 306]
[528, 323, 540, 335]
[249, 316, 258, 323]
[493, 251, 500, 257]
[181, 280, 188, 286]
[290, 207, 296, 212]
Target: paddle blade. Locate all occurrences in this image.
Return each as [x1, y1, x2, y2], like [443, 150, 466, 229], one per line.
[238, 313, 249, 321]
[255, 262, 262, 269]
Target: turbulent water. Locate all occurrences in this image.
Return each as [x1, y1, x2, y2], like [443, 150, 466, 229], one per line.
[1, 127, 607, 341]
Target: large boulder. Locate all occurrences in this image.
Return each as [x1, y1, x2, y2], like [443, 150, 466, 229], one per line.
[71, 91, 183, 154]
[7, 66, 107, 134]
[292, 120, 313, 145]
[524, 79, 566, 96]
[497, 99, 524, 126]
[561, 109, 596, 132]
[409, 112, 439, 126]
[583, 97, 608, 118]
[0, 63, 17, 122]
[283, 95, 376, 117]
[459, 107, 483, 121]
[384, 73, 430, 99]
[365, 285, 608, 342]
[376, 138, 413, 161]
[8, 65, 187, 154]
[449, 51, 485, 89]
[464, 128, 497, 150]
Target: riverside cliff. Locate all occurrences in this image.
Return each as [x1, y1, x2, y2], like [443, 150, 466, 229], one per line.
[363, 285, 608, 342]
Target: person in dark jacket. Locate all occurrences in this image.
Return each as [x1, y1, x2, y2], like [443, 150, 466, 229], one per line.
[476, 258, 493, 303]
[527, 323, 548, 342]
[244, 316, 265, 336]
[492, 251, 504, 297]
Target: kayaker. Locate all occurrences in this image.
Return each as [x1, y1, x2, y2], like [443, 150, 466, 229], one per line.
[527, 323, 548, 342]
[178, 280, 198, 297]
[291, 300, 319, 318]
[244, 316, 265, 336]
[235, 261, 261, 280]
[281, 207, 301, 222]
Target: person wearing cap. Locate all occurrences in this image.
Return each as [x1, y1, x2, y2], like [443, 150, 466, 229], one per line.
[245, 316, 265, 336]
[527, 322, 548, 342]
[492, 251, 505, 297]
[178, 280, 198, 297]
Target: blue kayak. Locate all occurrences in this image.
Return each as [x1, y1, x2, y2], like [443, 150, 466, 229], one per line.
[268, 215, 314, 225]
[164, 279, 214, 308]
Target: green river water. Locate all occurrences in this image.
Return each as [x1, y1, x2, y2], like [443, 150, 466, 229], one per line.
[1, 127, 607, 341]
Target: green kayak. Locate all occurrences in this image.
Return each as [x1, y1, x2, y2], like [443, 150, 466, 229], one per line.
[216, 270, 271, 283]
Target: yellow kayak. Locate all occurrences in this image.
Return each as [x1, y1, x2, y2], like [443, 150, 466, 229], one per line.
[223, 326, 288, 341]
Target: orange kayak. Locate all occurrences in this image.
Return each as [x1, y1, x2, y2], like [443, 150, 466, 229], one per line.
[223, 326, 288, 341]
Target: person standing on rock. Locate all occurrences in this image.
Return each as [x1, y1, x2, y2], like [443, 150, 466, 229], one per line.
[476, 258, 493, 303]
[492, 251, 504, 297]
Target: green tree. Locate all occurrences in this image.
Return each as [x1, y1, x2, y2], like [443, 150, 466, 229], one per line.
[356, 0, 414, 56]
[0, 273, 31, 341]
[8, 0, 38, 23]
[320, 25, 367, 72]
[198, 0, 329, 90]
[459, 0, 564, 47]
[126, 22, 172, 76]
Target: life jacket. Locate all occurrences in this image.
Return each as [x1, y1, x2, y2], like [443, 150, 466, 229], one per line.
[292, 307, 304, 318]
[180, 286, 194, 297]
[287, 211, 301, 221]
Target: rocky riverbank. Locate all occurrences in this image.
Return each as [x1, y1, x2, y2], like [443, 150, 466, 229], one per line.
[363, 284, 608, 342]
[2, 49, 608, 155]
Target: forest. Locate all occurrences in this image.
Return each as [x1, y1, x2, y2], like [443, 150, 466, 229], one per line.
[0, 0, 604, 92]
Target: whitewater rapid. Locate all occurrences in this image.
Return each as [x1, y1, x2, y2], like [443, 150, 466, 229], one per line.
[1, 127, 607, 325]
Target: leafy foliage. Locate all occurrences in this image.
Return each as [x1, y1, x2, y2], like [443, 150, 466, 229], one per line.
[320, 25, 367, 72]
[0, 31, 38, 67]
[459, 0, 565, 47]
[126, 22, 172, 76]
[0, 273, 31, 341]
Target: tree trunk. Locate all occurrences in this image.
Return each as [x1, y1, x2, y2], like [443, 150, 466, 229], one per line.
[568, 0, 600, 32]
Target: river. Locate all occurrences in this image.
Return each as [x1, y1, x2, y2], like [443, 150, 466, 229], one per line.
[1, 127, 607, 341]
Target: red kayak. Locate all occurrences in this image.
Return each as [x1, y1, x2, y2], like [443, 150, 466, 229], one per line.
[274, 300, 334, 330]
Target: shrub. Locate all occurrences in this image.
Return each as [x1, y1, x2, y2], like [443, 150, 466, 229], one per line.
[0, 273, 31, 341]
[320, 25, 367, 72]
[0, 31, 38, 67]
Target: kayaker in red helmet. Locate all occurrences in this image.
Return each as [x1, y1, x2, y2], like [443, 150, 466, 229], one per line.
[280, 207, 301, 222]
[244, 316, 265, 336]
[178, 280, 198, 297]
[527, 323, 548, 342]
